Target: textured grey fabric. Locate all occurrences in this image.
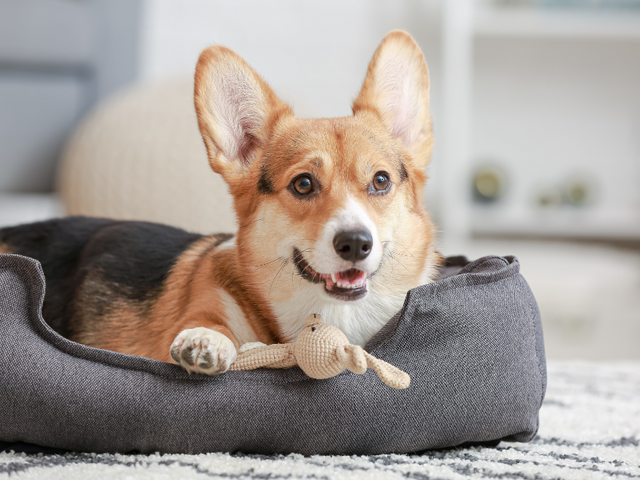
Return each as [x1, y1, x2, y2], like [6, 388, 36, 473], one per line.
[0, 253, 546, 455]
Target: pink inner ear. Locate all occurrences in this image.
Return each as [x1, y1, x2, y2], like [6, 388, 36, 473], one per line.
[376, 55, 422, 149]
[213, 71, 265, 165]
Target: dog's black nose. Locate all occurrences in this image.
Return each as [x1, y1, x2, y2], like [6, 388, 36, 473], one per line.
[333, 230, 373, 262]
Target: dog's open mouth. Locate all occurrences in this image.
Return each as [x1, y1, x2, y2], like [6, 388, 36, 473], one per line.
[293, 248, 368, 301]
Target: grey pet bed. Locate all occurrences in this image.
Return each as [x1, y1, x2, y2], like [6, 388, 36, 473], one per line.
[0, 253, 546, 455]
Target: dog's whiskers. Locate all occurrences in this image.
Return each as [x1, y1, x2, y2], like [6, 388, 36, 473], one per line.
[249, 244, 310, 272]
[268, 258, 289, 298]
[248, 256, 287, 268]
[238, 216, 266, 229]
[381, 240, 415, 258]
[263, 246, 317, 298]
[387, 250, 412, 275]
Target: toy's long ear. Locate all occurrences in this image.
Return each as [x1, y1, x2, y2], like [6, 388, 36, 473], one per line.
[352, 31, 432, 167]
[343, 345, 367, 375]
[363, 352, 411, 390]
[194, 46, 293, 185]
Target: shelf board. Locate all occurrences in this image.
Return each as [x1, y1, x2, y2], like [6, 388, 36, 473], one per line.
[474, 8, 640, 40]
[470, 206, 640, 240]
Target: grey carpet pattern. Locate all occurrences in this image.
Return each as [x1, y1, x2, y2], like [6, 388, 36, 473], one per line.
[1, 361, 639, 480]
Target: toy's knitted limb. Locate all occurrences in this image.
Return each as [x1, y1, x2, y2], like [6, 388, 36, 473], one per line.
[229, 343, 297, 371]
[363, 352, 411, 389]
[238, 342, 267, 353]
[342, 345, 367, 374]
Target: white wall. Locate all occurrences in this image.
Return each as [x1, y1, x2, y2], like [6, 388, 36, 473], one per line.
[138, 0, 442, 118]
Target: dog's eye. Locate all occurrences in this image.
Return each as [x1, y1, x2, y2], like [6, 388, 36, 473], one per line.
[372, 172, 390, 192]
[292, 175, 314, 195]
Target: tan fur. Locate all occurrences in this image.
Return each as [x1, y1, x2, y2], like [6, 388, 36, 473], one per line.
[69, 31, 441, 368]
[72, 235, 278, 362]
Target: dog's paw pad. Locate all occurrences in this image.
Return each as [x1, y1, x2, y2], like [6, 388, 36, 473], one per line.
[170, 327, 237, 375]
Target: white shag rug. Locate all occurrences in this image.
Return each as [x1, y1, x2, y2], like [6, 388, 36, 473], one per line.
[1, 361, 639, 480]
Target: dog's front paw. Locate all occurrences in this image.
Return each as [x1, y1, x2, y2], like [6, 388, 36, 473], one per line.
[170, 327, 237, 375]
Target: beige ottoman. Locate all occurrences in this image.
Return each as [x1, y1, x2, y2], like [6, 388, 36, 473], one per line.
[58, 78, 237, 235]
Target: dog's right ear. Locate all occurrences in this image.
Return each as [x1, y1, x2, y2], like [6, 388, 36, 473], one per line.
[194, 46, 292, 184]
[352, 31, 432, 168]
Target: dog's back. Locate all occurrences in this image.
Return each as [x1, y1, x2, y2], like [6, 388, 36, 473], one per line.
[0, 217, 204, 338]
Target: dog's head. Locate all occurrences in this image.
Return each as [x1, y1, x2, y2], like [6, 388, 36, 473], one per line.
[194, 31, 439, 341]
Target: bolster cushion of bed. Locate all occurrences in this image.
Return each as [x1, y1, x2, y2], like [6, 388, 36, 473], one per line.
[0, 253, 546, 455]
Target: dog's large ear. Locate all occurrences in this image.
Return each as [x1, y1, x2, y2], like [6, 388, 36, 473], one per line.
[352, 31, 432, 167]
[194, 46, 293, 183]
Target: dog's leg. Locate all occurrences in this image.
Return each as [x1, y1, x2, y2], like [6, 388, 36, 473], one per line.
[170, 324, 238, 375]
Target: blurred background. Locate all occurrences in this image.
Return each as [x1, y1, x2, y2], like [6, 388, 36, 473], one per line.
[1, 0, 639, 359]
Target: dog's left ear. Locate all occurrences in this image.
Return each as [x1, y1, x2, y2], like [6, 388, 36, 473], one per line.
[194, 46, 293, 184]
[352, 31, 432, 167]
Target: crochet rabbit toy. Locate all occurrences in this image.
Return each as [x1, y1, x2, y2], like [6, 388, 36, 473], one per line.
[229, 314, 410, 389]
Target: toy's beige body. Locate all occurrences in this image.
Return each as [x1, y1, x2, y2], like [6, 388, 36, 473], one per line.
[230, 314, 410, 390]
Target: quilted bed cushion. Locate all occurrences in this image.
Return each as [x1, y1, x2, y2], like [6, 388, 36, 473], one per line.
[0, 253, 546, 455]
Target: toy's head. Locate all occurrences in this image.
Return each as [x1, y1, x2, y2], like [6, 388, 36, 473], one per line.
[294, 314, 351, 379]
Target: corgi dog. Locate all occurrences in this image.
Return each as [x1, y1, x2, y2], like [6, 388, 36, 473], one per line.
[0, 31, 440, 375]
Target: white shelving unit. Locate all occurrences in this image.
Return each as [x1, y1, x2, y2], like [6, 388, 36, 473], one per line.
[475, 6, 640, 39]
[439, 0, 475, 243]
[439, 1, 640, 243]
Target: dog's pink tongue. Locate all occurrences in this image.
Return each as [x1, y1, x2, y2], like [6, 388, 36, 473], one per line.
[336, 269, 366, 285]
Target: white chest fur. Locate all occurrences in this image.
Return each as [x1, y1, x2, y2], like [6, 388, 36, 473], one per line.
[271, 282, 406, 346]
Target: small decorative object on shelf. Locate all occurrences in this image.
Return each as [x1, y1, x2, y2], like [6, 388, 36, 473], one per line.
[534, 183, 563, 209]
[472, 165, 507, 204]
[563, 175, 596, 207]
[533, 174, 596, 209]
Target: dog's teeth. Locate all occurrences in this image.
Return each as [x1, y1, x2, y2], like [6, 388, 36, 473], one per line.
[331, 273, 336, 283]
[332, 277, 368, 290]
